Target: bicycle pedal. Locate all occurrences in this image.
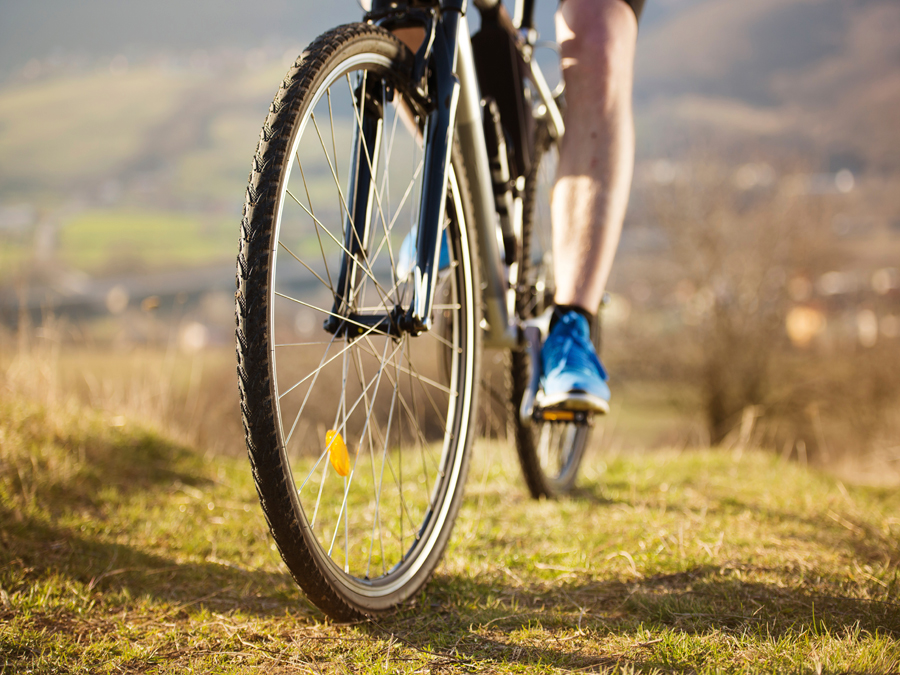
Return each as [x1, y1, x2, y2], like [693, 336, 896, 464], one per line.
[532, 408, 593, 425]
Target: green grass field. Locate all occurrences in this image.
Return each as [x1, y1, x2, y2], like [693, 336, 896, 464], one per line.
[58, 209, 236, 273]
[0, 61, 289, 202]
[2, 379, 898, 673]
[0, 70, 189, 190]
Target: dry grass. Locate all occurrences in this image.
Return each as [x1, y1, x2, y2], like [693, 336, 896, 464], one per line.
[2, 335, 899, 672]
[0, 316, 245, 458]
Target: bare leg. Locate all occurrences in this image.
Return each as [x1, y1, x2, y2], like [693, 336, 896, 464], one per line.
[552, 0, 637, 313]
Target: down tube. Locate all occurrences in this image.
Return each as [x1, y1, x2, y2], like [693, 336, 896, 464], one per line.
[455, 17, 517, 349]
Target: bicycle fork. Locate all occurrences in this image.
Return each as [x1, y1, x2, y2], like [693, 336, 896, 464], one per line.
[327, 0, 517, 348]
[330, 0, 572, 361]
[397, 0, 519, 348]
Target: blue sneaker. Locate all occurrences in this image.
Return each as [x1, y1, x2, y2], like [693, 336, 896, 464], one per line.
[537, 309, 610, 414]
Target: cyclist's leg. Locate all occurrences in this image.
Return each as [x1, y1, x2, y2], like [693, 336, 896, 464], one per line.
[537, 0, 638, 412]
[551, 0, 638, 314]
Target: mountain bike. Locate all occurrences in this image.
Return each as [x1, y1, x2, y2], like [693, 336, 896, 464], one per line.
[235, 0, 602, 620]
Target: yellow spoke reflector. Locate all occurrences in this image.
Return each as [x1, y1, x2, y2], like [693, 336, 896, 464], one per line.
[327, 430, 351, 477]
[542, 410, 575, 422]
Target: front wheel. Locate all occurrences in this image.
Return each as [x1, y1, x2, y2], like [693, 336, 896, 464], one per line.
[236, 24, 482, 620]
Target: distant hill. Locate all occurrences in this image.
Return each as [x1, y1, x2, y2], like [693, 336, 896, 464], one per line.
[634, 0, 900, 171]
[0, 0, 897, 205]
[0, 0, 721, 73]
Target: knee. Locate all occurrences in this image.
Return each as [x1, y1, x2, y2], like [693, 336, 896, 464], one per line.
[557, 0, 637, 98]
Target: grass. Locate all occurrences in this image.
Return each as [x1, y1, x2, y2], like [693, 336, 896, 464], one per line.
[0, 242, 31, 282]
[1, 371, 899, 673]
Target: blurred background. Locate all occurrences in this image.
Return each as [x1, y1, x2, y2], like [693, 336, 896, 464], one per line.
[0, 0, 897, 481]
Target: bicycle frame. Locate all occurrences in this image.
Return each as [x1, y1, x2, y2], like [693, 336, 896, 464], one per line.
[354, 0, 564, 349]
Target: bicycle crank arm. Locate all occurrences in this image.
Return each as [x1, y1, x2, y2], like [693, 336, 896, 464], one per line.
[518, 323, 542, 425]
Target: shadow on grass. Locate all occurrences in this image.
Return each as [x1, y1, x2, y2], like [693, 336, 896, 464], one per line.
[4, 401, 898, 670]
[0, 412, 312, 620]
[364, 566, 900, 672]
[2, 410, 214, 517]
[704, 497, 900, 570]
[0, 506, 312, 620]
[572, 478, 900, 572]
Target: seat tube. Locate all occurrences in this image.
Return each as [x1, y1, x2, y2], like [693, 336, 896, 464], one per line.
[455, 14, 517, 348]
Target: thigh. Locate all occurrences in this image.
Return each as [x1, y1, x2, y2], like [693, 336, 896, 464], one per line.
[560, 0, 644, 23]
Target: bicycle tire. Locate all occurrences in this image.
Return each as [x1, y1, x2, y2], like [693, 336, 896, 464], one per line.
[510, 123, 598, 499]
[236, 23, 482, 620]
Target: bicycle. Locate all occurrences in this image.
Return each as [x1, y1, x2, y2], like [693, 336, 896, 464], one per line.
[236, 0, 603, 620]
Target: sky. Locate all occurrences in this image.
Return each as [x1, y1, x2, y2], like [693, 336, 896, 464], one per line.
[0, 0, 691, 75]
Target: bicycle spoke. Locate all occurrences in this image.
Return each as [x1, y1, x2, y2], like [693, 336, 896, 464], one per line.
[327, 88, 340, 194]
[367, 369, 398, 578]
[328, 341, 351, 560]
[349, 338, 392, 576]
[424, 327, 455, 351]
[384, 355, 442, 466]
[310, 112, 352, 238]
[404, 348, 450, 431]
[345, 72, 403, 285]
[327, 337, 396, 565]
[281, 331, 339, 445]
[296, 159, 336, 293]
[274, 290, 376, 332]
[379, 100, 401, 235]
[402, 339, 436, 502]
[284, 188, 389, 299]
[308, 111, 392, 312]
[309, 444, 330, 529]
[278, 320, 390, 445]
[275, 340, 334, 348]
[355, 336, 455, 397]
[278, 239, 335, 294]
[366, 156, 424, 273]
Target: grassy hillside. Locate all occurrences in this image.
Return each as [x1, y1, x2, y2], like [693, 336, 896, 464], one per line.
[2, 384, 898, 672]
[58, 209, 236, 273]
[0, 70, 189, 191]
[0, 61, 279, 274]
[0, 63, 278, 199]
[3, 0, 897, 199]
[635, 0, 900, 169]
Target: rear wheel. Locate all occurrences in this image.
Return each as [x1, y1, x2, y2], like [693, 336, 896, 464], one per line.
[511, 124, 598, 499]
[236, 24, 481, 620]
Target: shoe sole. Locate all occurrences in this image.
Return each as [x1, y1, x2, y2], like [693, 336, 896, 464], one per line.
[536, 390, 610, 415]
